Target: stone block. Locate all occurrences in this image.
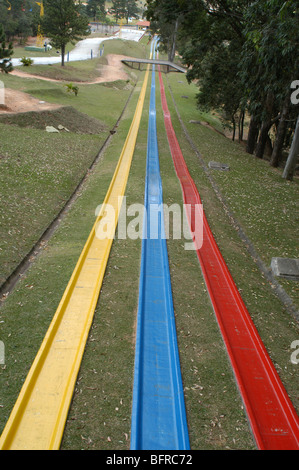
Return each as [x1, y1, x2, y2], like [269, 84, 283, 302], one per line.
[271, 257, 299, 281]
[208, 161, 230, 171]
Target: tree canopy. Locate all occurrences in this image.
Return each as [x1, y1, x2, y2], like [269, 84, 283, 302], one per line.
[0, 23, 13, 74]
[146, 0, 299, 179]
[41, 0, 90, 66]
[86, 0, 106, 22]
[110, 0, 140, 23]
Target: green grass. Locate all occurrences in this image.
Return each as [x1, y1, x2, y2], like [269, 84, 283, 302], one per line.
[12, 42, 75, 59]
[160, 72, 299, 427]
[0, 44, 298, 450]
[12, 38, 148, 83]
[0, 70, 146, 449]
[0, 123, 104, 286]
[0, 39, 149, 286]
[0, 106, 107, 134]
[1, 75, 136, 130]
[19, 59, 104, 83]
[164, 74, 299, 308]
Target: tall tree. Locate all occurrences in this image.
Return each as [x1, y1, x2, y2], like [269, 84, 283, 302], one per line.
[146, 0, 183, 62]
[146, 0, 299, 177]
[239, 0, 299, 162]
[0, 0, 37, 41]
[175, 0, 247, 135]
[0, 23, 13, 74]
[283, 115, 299, 181]
[126, 0, 140, 23]
[42, 0, 90, 66]
[86, 0, 106, 21]
[111, 0, 127, 21]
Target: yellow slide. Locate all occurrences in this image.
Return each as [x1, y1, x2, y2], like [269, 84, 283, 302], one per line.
[0, 63, 151, 451]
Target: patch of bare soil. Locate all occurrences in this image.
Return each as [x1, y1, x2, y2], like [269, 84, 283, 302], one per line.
[3, 54, 132, 114]
[10, 54, 131, 85]
[95, 54, 130, 83]
[0, 88, 62, 115]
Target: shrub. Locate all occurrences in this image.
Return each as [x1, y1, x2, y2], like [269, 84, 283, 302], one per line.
[65, 82, 79, 96]
[20, 57, 34, 67]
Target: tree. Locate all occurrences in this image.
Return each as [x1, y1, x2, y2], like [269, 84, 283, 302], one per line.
[146, 0, 183, 62]
[239, 1, 299, 162]
[194, 40, 244, 140]
[110, 0, 140, 24]
[86, 0, 106, 21]
[0, 24, 13, 73]
[283, 115, 299, 181]
[111, 0, 127, 21]
[146, 0, 299, 177]
[0, 0, 37, 42]
[126, 0, 140, 23]
[42, 0, 90, 66]
[174, 0, 247, 136]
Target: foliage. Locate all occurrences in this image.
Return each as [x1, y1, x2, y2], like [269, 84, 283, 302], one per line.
[86, 0, 106, 21]
[0, 23, 13, 73]
[145, 0, 299, 178]
[65, 82, 79, 96]
[146, 0, 182, 62]
[110, 0, 140, 22]
[42, 0, 90, 66]
[195, 40, 245, 140]
[20, 56, 34, 66]
[0, 0, 41, 41]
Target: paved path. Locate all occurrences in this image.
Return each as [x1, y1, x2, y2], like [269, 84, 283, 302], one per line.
[11, 29, 144, 67]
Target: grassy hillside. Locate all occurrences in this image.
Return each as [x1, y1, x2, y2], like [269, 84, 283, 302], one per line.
[0, 37, 298, 450]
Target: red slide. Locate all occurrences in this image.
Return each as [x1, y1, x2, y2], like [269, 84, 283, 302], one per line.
[158, 69, 299, 450]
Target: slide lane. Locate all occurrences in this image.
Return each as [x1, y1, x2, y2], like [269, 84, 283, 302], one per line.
[158, 69, 299, 450]
[130, 41, 190, 450]
[0, 61, 151, 451]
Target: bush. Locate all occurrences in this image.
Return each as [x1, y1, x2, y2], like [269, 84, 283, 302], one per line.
[65, 83, 79, 96]
[20, 57, 34, 67]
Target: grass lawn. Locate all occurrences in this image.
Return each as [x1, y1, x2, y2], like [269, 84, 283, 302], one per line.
[12, 38, 148, 83]
[0, 39, 148, 287]
[0, 38, 298, 450]
[12, 42, 75, 59]
[0, 124, 104, 286]
[164, 73, 299, 308]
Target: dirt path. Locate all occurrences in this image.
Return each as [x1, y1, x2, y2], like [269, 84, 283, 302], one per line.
[10, 54, 130, 85]
[0, 88, 62, 114]
[1, 54, 131, 115]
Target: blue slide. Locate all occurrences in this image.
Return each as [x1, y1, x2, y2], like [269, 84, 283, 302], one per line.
[130, 39, 190, 450]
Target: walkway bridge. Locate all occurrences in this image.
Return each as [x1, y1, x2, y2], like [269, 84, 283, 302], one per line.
[121, 57, 187, 73]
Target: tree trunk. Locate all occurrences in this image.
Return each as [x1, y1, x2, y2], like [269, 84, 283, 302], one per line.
[238, 109, 245, 142]
[246, 117, 259, 154]
[232, 115, 236, 141]
[283, 115, 299, 181]
[270, 94, 290, 167]
[255, 91, 275, 158]
[61, 44, 65, 66]
[255, 120, 272, 158]
[169, 18, 179, 63]
[265, 134, 273, 157]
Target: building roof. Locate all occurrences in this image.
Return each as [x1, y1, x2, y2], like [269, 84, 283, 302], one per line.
[137, 21, 151, 27]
